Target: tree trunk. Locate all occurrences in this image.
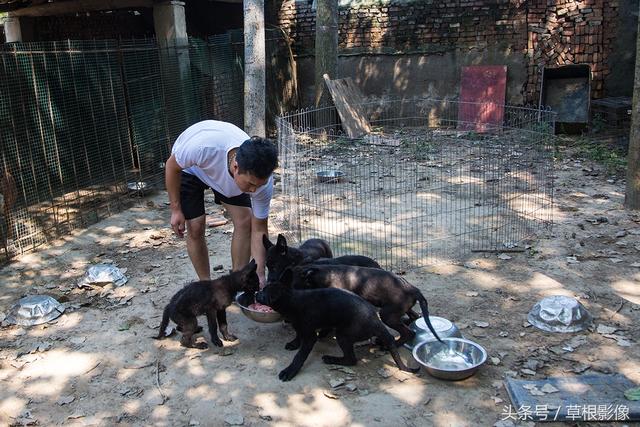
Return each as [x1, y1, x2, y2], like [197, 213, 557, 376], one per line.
[244, 0, 266, 137]
[314, 0, 338, 107]
[625, 6, 640, 209]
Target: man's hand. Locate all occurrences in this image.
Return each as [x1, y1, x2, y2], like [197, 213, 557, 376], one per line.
[165, 154, 185, 238]
[251, 220, 269, 289]
[171, 209, 186, 238]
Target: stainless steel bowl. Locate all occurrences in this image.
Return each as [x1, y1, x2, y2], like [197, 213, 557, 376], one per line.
[6, 295, 65, 326]
[404, 316, 462, 350]
[316, 170, 345, 183]
[527, 295, 592, 333]
[412, 337, 487, 381]
[235, 292, 282, 323]
[127, 181, 148, 192]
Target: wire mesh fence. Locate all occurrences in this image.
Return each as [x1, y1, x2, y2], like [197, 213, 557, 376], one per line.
[274, 98, 555, 270]
[0, 30, 291, 262]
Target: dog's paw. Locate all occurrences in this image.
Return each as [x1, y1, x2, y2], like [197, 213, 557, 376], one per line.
[278, 366, 298, 381]
[177, 325, 203, 334]
[194, 342, 209, 350]
[406, 365, 420, 374]
[322, 355, 356, 366]
[285, 341, 300, 351]
[321, 355, 340, 365]
[395, 336, 412, 347]
[212, 339, 224, 347]
[223, 334, 238, 342]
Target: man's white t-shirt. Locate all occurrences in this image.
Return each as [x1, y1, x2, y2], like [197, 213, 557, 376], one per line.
[171, 120, 273, 219]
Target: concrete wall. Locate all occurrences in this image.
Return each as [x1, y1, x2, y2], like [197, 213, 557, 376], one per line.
[296, 44, 529, 106]
[276, 0, 635, 106]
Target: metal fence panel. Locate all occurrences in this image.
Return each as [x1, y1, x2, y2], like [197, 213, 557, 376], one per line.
[274, 99, 555, 269]
[0, 32, 289, 261]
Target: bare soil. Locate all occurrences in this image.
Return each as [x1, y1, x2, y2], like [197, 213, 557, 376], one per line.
[0, 145, 639, 427]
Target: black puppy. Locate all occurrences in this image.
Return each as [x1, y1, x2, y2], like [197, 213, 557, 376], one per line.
[291, 264, 442, 346]
[256, 269, 419, 381]
[309, 255, 381, 269]
[262, 234, 333, 282]
[155, 260, 259, 349]
[263, 234, 380, 282]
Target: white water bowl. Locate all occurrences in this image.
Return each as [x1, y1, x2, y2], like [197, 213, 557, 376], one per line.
[404, 316, 462, 350]
[527, 295, 592, 333]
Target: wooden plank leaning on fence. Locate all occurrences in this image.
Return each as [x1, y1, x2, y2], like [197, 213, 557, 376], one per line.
[323, 74, 371, 139]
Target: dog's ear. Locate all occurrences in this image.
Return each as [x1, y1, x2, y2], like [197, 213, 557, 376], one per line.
[302, 267, 317, 280]
[247, 259, 257, 271]
[276, 234, 288, 254]
[262, 234, 273, 250]
[281, 268, 294, 287]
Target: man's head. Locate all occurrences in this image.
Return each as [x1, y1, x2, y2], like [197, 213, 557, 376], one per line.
[232, 136, 278, 193]
[236, 136, 278, 179]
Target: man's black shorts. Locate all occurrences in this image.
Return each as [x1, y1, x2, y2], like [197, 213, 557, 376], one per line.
[180, 171, 251, 220]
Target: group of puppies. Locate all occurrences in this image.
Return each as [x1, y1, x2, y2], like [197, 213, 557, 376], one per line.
[156, 234, 442, 381]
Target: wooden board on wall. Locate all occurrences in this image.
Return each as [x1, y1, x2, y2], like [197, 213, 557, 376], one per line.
[458, 65, 507, 132]
[323, 74, 371, 138]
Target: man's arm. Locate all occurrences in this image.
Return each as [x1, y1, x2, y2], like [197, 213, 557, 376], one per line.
[250, 216, 269, 286]
[165, 154, 186, 238]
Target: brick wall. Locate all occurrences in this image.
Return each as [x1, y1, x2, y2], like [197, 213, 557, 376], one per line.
[526, 0, 617, 100]
[277, 0, 621, 103]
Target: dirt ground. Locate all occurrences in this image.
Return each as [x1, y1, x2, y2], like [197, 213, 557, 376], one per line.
[0, 143, 639, 427]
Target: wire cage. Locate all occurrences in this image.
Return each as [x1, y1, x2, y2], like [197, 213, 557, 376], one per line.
[0, 30, 293, 262]
[273, 98, 555, 270]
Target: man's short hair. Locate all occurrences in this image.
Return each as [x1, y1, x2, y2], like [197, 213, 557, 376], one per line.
[235, 136, 278, 179]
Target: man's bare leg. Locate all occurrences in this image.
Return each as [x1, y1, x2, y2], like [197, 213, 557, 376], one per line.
[186, 215, 210, 280]
[222, 203, 252, 270]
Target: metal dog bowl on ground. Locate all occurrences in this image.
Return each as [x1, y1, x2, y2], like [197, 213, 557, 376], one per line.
[235, 292, 282, 323]
[527, 295, 593, 333]
[405, 316, 462, 350]
[412, 337, 487, 381]
[316, 170, 345, 183]
[78, 264, 128, 287]
[5, 295, 65, 326]
[127, 181, 148, 192]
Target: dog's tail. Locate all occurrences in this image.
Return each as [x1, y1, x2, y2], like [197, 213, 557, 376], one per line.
[154, 305, 171, 340]
[415, 290, 443, 343]
[389, 347, 420, 373]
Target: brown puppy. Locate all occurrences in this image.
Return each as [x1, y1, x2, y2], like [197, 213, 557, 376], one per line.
[291, 264, 442, 346]
[156, 260, 259, 349]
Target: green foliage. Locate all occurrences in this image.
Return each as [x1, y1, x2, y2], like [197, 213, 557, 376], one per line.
[527, 247, 539, 257]
[406, 136, 434, 160]
[568, 136, 627, 175]
[334, 136, 353, 149]
[590, 113, 608, 134]
[464, 131, 483, 141]
[530, 121, 553, 135]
